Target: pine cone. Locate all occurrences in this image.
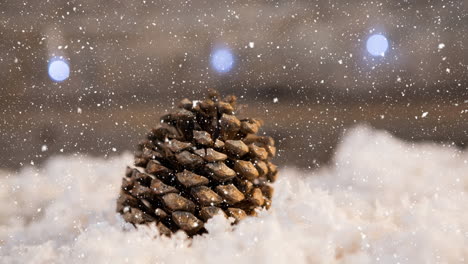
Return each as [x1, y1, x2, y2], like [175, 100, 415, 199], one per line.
[116, 90, 278, 236]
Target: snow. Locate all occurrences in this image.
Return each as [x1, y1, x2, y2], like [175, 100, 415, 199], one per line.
[41, 145, 48, 152]
[1, 126, 468, 263]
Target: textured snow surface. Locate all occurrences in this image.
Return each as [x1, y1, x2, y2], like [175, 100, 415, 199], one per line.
[1, 126, 468, 264]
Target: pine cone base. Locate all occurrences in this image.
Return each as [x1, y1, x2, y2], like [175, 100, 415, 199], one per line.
[116, 90, 278, 236]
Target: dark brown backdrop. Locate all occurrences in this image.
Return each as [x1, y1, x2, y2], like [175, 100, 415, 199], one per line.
[1, 0, 467, 169]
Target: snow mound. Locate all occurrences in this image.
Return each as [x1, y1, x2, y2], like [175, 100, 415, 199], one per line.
[1, 126, 468, 263]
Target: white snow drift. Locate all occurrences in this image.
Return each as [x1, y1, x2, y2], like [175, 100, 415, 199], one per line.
[1, 126, 468, 263]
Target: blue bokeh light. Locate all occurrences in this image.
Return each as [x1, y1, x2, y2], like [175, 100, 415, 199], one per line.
[48, 58, 70, 82]
[366, 34, 389, 57]
[210, 48, 234, 73]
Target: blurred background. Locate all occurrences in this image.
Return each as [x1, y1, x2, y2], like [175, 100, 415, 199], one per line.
[1, 0, 467, 170]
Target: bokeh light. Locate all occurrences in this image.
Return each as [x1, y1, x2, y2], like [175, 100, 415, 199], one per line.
[366, 34, 389, 57]
[48, 58, 70, 82]
[210, 48, 234, 73]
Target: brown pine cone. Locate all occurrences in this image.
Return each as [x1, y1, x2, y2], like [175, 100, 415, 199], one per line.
[116, 90, 278, 236]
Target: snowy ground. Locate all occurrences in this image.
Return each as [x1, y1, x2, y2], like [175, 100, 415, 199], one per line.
[1, 126, 467, 263]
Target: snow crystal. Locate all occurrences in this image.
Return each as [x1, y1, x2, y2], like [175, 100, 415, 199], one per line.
[41, 145, 48, 152]
[1, 126, 468, 263]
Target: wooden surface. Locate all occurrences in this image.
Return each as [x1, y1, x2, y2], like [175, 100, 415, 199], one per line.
[2, 96, 467, 170]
